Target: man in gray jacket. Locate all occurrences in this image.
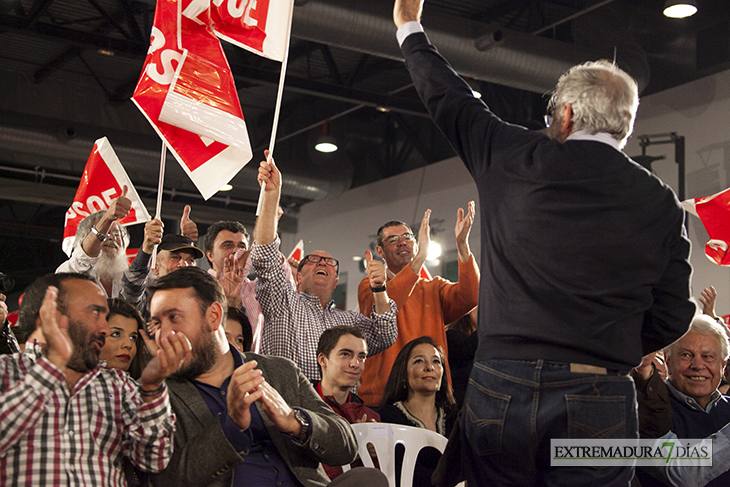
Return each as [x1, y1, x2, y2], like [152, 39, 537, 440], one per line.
[147, 267, 386, 487]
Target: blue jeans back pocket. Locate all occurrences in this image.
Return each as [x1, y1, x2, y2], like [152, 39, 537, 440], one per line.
[566, 395, 626, 439]
[464, 379, 511, 455]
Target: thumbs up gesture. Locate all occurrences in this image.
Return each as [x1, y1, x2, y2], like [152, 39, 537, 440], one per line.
[180, 204, 198, 242]
[365, 250, 386, 291]
[106, 185, 132, 221]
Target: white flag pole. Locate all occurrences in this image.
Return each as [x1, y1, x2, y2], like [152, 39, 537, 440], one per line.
[151, 142, 167, 268]
[256, 0, 296, 216]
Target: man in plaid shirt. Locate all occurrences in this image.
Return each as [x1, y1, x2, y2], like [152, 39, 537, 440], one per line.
[0, 272, 191, 486]
[252, 151, 399, 382]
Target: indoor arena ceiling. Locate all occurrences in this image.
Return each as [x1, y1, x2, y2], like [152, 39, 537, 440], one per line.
[0, 0, 729, 286]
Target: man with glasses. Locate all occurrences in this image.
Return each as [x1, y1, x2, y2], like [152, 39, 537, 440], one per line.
[356, 209, 479, 407]
[251, 151, 398, 382]
[393, 0, 693, 485]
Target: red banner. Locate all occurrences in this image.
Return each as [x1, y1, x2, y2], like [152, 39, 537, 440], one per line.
[63, 138, 150, 256]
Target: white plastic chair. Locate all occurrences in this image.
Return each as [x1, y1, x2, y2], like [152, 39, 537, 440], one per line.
[341, 422, 464, 487]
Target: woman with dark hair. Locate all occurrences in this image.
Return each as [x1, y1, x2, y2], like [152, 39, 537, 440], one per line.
[99, 298, 149, 380]
[380, 336, 456, 435]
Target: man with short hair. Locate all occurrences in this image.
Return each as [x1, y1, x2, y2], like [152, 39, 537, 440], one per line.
[0, 272, 190, 485]
[357, 208, 479, 407]
[634, 315, 730, 486]
[315, 326, 378, 423]
[56, 188, 132, 298]
[204, 218, 293, 353]
[121, 207, 204, 319]
[393, 0, 694, 484]
[253, 152, 398, 382]
[147, 267, 384, 487]
[315, 326, 379, 480]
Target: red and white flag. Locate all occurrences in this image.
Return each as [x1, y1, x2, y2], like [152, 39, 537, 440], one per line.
[683, 187, 730, 266]
[63, 138, 150, 256]
[132, 0, 251, 200]
[211, 0, 293, 62]
[287, 239, 304, 263]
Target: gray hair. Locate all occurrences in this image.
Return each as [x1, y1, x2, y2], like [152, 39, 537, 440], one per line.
[664, 314, 730, 361]
[553, 59, 639, 147]
[73, 211, 129, 250]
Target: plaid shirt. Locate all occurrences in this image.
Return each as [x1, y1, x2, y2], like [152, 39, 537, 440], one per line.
[253, 237, 398, 381]
[0, 344, 175, 486]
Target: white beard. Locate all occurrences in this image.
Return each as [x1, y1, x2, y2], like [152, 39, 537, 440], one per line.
[93, 248, 129, 282]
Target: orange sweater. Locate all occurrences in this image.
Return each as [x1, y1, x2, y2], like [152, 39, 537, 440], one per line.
[357, 255, 480, 407]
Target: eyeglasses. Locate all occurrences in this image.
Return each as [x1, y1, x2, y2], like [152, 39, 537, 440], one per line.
[544, 93, 556, 128]
[302, 254, 339, 268]
[382, 233, 415, 246]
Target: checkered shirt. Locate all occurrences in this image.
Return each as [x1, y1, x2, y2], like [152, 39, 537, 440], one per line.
[253, 236, 398, 381]
[0, 344, 175, 486]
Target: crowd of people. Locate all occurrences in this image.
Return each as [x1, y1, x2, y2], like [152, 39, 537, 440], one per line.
[1, 0, 729, 486]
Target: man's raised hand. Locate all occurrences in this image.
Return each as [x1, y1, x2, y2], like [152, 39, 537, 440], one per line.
[180, 205, 198, 243]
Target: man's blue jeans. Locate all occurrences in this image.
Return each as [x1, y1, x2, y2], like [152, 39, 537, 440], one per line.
[461, 359, 637, 486]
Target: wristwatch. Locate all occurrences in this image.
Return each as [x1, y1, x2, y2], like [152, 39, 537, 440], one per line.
[292, 408, 310, 440]
[90, 225, 108, 243]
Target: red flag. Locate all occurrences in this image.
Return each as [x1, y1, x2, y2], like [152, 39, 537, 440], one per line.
[63, 138, 151, 257]
[132, 0, 251, 200]
[420, 265, 432, 280]
[683, 187, 730, 266]
[210, 0, 293, 62]
[287, 239, 304, 263]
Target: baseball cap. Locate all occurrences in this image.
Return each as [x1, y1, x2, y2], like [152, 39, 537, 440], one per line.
[158, 234, 204, 259]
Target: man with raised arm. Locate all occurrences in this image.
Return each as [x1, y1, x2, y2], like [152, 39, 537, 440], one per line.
[252, 152, 398, 381]
[393, 0, 694, 484]
[0, 272, 190, 485]
[357, 206, 479, 407]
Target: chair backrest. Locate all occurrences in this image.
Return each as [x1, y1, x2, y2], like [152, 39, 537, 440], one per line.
[342, 422, 448, 487]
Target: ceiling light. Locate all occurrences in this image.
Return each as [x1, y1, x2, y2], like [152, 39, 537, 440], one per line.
[663, 0, 697, 18]
[219, 183, 233, 192]
[427, 241, 442, 261]
[315, 122, 338, 153]
[315, 135, 338, 153]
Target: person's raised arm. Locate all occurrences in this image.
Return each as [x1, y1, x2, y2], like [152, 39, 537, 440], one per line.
[409, 209, 431, 275]
[81, 185, 131, 257]
[253, 150, 282, 246]
[455, 201, 475, 262]
[365, 250, 390, 314]
[699, 286, 719, 320]
[394, 0, 424, 28]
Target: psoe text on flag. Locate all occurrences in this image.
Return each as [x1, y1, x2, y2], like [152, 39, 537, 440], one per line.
[550, 438, 712, 467]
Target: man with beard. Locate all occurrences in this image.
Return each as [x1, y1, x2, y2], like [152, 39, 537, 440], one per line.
[147, 267, 387, 487]
[0, 272, 191, 485]
[57, 187, 132, 298]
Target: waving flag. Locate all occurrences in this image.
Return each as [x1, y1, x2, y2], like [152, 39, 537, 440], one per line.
[420, 265, 432, 281]
[63, 138, 150, 256]
[211, 0, 293, 62]
[683, 186, 730, 266]
[132, 0, 251, 200]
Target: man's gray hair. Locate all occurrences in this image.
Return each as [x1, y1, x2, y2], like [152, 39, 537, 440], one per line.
[553, 59, 639, 147]
[664, 314, 730, 361]
[73, 211, 129, 250]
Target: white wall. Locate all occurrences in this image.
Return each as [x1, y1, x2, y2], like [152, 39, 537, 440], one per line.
[286, 68, 730, 315]
[625, 69, 730, 316]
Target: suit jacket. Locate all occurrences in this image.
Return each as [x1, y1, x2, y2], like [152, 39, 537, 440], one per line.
[150, 351, 358, 487]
